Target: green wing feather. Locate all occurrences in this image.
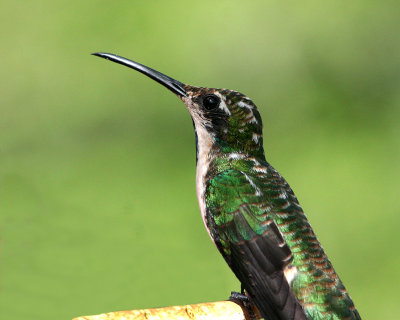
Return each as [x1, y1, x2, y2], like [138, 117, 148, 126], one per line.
[206, 169, 306, 320]
[205, 166, 361, 320]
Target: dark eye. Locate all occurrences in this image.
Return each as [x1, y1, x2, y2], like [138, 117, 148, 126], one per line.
[203, 94, 220, 110]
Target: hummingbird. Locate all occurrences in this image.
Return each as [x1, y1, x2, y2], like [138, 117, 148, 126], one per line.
[93, 52, 361, 320]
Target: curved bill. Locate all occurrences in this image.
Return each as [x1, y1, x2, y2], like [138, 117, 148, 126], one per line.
[92, 52, 187, 97]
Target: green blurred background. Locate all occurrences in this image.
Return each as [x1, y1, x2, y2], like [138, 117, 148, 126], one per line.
[1, 1, 399, 319]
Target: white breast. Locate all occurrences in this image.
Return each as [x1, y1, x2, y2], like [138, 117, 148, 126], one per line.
[194, 123, 215, 241]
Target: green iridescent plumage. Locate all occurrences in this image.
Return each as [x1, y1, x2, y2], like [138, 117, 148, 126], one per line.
[94, 53, 361, 320]
[183, 86, 360, 320]
[206, 158, 359, 319]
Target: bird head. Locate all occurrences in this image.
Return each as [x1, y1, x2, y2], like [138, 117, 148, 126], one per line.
[93, 53, 265, 159]
[181, 85, 264, 158]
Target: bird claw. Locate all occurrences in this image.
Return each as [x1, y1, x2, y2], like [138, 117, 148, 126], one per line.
[229, 291, 257, 320]
[229, 291, 250, 302]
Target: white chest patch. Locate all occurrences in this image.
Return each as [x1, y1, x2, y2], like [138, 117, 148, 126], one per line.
[194, 123, 215, 240]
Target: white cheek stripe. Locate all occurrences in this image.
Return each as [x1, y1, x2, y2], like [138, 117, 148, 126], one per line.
[214, 92, 231, 115]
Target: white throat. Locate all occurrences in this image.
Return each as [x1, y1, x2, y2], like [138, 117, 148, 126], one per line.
[194, 122, 215, 239]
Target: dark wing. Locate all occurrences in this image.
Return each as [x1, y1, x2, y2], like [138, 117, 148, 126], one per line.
[206, 169, 306, 320]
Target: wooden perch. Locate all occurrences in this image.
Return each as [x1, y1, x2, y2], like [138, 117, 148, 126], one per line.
[73, 300, 262, 320]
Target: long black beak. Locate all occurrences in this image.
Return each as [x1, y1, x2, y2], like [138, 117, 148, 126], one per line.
[92, 53, 187, 97]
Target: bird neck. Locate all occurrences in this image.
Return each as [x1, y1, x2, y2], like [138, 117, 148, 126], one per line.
[194, 126, 265, 165]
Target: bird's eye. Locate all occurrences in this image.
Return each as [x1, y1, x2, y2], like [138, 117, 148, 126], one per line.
[203, 94, 220, 110]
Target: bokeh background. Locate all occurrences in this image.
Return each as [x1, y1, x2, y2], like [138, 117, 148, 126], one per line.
[1, 1, 399, 319]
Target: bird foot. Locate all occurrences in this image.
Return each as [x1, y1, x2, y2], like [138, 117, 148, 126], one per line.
[229, 291, 257, 320]
[229, 291, 250, 302]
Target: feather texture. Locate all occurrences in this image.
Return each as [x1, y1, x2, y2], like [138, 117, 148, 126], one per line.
[204, 162, 360, 320]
